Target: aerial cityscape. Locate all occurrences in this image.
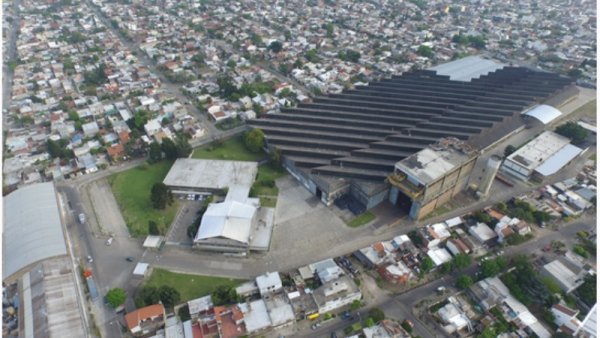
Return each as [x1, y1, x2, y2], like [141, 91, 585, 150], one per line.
[1, 0, 597, 338]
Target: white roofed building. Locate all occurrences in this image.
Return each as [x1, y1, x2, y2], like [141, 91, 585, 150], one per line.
[256, 272, 282, 296]
[193, 200, 257, 252]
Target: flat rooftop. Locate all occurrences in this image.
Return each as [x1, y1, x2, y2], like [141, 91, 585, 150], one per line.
[163, 158, 258, 191]
[505, 131, 571, 172]
[395, 138, 475, 186]
[429, 55, 505, 82]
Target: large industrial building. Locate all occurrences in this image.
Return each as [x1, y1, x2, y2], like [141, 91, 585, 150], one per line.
[249, 56, 575, 218]
[3, 183, 87, 337]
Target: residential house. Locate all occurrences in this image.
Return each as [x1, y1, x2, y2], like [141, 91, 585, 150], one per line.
[214, 305, 245, 338]
[256, 271, 282, 296]
[311, 275, 362, 313]
[551, 304, 581, 336]
[125, 304, 166, 337]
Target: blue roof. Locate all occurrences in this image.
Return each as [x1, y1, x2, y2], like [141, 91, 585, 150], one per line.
[535, 144, 583, 177]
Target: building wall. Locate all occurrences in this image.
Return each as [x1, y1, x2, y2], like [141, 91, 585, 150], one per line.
[194, 239, 248, 253]
[410, 157, 477, 220]
[282, 158, 318, 194]
[349, 184, 389, 210]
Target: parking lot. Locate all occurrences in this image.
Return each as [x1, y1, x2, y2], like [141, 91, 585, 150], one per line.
[165, 194, 210, 245]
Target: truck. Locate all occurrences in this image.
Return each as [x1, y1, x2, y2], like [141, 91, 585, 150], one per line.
[78, 213, 86, 224]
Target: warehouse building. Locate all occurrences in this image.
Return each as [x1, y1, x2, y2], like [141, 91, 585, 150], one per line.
[249, 56, 575, 219]
[3, 183, 86, 337]
[501, 131, 584, 181]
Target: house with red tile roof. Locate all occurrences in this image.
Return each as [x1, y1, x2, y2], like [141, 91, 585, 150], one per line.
[125, 304, 166, 337]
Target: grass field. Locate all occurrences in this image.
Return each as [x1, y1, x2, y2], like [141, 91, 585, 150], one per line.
[108, 161, 178, 236]
[250, 164, 287, 207]
[192, 136, 264, 161]
[573, 99, 597, 119]
[346, 211, 376, 227]
[144, 268, 244, 302]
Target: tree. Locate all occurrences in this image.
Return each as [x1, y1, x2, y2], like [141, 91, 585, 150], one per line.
[268, 40, 283, 53]
[533, 210, 551, 225]
[368, 308, 385, 323]
[575, 274, 596, 306]
[161, 138, 178, 160]
[158, 285, 181, 309]
[417, 45, 433, 58]
[191, 53, 204, 66]
[420, 256, 434, 272]
[217, 75, 237, 99]
[350, 299, 362, 311]
[504, 145, 517, 157]
[472, 211, 492, 224]
[175, 134, 192, 158]
[479, 326, 496, 338]
[148, 141, 162, 163]
[244, 129, 265, 153]
[480, 259, 500, 278]
[105, 288, 126, 309]
[187, 224, 199, 239]
[148, 220, 160, 235]
[151, 182, 173, 209]
[456, 275, 474, 289]
[212, 285, 239, 306]
[452, 253, 472, 270]
[555, 121, 589, 145]
[401, 320, 413, 333]
[305, 49, 320, 63]
[364, 318, 376, 328]
[136, 286, 160, 307]
[178, 305, 191, 321]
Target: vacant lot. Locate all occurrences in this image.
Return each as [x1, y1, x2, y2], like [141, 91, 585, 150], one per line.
[108, 161, 178, 236]
[144, 268, 244, 302]
[192, 136, 264, 161]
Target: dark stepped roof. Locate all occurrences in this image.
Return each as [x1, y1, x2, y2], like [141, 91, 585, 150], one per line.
[253, 65, 574, 184]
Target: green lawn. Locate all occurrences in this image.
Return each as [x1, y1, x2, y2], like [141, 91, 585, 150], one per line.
[144, 268, 245, 302]
[192, 136, 264, 161]
[346, 211, 376, 227]
[590, 153, 597, 161]
[108, 161, 178, 236]
[573, 99, 597, 119]
[250, 164, 287, 207]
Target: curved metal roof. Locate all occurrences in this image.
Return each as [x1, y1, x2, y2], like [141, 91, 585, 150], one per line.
[522, 104, 562, 124]
[3, 182, 67, 279]
[194, 201, 256, 244]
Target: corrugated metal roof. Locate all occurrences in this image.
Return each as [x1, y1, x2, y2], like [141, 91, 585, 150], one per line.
[522, 104, 563, 124]
[429, 56, 505, 82]
[535, 143, 583, 177]
[3, 182, 67, 279]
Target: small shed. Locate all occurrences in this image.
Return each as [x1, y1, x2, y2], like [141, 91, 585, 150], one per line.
[133, 263, 149, 278]
[143, 235, 163, 249]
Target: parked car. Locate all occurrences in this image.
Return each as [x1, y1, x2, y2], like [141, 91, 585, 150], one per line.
[78, 213, 86, 224]
[126, 257, 134, 262]
[87, 255, 93, 263]
[106, 237, 113, 246]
